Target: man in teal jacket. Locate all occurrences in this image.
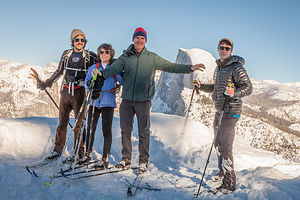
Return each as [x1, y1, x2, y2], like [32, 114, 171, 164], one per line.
[95, 27, 205, 174]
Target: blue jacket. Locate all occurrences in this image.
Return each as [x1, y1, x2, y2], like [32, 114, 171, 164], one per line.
[84, 62, 123, 108]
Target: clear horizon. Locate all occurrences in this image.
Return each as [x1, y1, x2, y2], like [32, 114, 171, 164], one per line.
[0, 0, 299, 83]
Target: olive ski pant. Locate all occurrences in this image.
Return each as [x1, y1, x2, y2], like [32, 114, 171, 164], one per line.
[53, 87, 86, 156]
[120, 99, 151, 164]
[213, 112, 239, 191]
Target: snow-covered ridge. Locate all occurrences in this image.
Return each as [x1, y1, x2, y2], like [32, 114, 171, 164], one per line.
[0, 59, 61, 118]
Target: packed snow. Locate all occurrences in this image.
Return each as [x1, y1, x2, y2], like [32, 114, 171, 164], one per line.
[0, 114, 299, 200]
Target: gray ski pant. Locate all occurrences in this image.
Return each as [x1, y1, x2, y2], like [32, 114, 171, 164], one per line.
[213, 112, 239, 191]
[119, 99, 151, 164]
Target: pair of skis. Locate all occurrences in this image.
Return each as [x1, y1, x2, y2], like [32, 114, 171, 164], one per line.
[126, 173, 161, 197]
[24, 157, 61, 177]
[56, 166, 138, 180]
[26, 161, 160, 193]
[25, 159, 93, 178]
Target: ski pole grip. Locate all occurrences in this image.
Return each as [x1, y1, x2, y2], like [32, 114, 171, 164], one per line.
[92, 70, 99, 81]
[193, 80, 200, 87]
[222, 84, 232, 111]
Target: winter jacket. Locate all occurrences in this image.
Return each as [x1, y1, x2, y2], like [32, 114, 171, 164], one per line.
[84, 60, 123, 108]
[200, 55, 252, 115]
[101, 44, 193, 101]
[46, 49, 98, 86]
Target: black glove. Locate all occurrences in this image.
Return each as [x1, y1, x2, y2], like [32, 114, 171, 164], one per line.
[91, 76, 105, 99]
[37, 79, 52, 90]
[91, 88, 101, 100]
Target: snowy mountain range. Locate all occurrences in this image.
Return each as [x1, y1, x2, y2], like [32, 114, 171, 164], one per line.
[0, 49, 299, 199]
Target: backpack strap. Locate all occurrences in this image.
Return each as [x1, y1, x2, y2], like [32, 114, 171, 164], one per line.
[66, 49, 73, 58]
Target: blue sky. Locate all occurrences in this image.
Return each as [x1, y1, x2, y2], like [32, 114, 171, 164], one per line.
[1, 0, 299, 82]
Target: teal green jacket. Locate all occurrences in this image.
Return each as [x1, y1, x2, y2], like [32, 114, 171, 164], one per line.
[101, 44, 193, 101]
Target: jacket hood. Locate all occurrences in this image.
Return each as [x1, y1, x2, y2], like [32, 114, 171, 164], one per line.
[217, 55, 245, 67]
[123, 44, 147, 56]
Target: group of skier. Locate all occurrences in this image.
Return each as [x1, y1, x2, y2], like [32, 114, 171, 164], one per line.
[36, 27, 252, 193]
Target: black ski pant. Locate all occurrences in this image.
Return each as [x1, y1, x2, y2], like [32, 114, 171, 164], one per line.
[213, 112, 239, 191]
[86, 106, 114, 157]
[120, 99, 151, 164]
[54, 87, 85, 156]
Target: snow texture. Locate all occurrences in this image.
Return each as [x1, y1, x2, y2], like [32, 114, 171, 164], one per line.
[0, 115, 299, 200]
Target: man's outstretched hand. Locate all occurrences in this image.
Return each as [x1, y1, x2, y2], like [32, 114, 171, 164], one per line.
[191, 64, 205, 71]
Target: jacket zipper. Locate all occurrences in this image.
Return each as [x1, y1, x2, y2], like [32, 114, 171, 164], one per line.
[216, 65, 222, 101]
[132, 57, 139, 100]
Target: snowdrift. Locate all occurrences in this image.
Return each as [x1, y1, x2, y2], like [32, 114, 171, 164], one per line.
[1, 115, 299, 200]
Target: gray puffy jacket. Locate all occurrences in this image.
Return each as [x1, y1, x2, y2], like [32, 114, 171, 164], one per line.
[199, 55, 252, 115]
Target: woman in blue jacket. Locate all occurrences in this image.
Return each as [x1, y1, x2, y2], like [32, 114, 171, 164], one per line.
[84, 43, 123, 169]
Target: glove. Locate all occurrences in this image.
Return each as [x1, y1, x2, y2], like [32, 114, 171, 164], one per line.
[91, 88, 101, 100]
[224, 86, 234, 97]
[37, 79, 52, 90]
[91, 76, 105, 99]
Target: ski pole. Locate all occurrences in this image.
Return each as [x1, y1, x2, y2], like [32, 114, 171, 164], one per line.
[30, 68, 73, 129]
[69, 72, 101, 186]
[194, 87, 230, 198]
[46, 89, 92, 187]
[68, 90, 93, 187]
[180, 80, 200, 136]
[72, 72, 99, 154]
[86, 99, 96, 168]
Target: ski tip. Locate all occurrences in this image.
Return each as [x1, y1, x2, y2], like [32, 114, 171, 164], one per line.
[32, 170, 39, 177]
[127, 187, 133, 196]
[25, 166, 31, 174]
[45, 182, 51, 187]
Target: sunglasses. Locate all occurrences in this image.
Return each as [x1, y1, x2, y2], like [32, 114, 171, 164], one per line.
[219, 46, 232, 51]
[99, 50, 110, 55]
[74, 38, 86, 43]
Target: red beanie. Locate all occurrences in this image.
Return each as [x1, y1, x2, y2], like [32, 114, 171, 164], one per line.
[132, 27, 147, 41]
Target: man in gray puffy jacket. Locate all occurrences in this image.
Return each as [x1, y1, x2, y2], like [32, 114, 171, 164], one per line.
[196, 38, 252, 192]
